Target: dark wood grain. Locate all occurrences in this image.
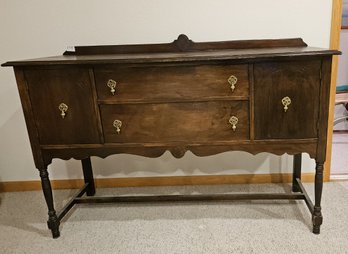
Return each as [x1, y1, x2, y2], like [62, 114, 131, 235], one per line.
[39, 139, 318, 165]
[13, 68, 46, 169]
[101, 101, 249, 143]
[313, 161, 324, 234]
[39, 168, 60, 238]
[74, 193, 306, 203]
[316, 57, 333, 162]
[25, 68, 101, 144]
[292, 153, 302, 192]
[254, 60, 321, 139]
[3, 36, 339, 237]
[64, 35, 309, 55]
[81, 158, 95, 196]
[88, 69, 105, 143]
[2, 41, 339, 67]
[94, 64, 249, 101]
[248, 64, 255, 141]
[312, 57, 333, 234]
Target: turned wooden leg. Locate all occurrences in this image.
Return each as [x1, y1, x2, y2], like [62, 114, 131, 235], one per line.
[313, 161, 324, 234]
[39, 168, 60, 238]
[81, 157, 96, 196]
[292, 153, 302, 192]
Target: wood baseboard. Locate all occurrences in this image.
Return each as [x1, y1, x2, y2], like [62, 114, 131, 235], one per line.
[0, 173, 315, 192]
[330, 174, 348, 181]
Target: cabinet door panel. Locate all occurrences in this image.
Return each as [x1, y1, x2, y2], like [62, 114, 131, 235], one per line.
[254, 60, 320, 139]
[25, 68, 100, 144]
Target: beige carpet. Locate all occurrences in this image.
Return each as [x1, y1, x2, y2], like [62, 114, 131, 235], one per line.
[1, 182, 348, 254]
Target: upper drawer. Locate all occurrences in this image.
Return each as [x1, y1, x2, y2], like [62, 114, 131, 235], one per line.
[94, 64, 249, 102]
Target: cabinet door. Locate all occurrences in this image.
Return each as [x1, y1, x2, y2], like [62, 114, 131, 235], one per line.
[254, 60, 321, 139]
[25, 68, 100, 144]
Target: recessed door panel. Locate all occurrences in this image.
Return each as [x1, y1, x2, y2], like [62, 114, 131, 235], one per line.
[254, 60, 320, 139]
[25, 68, 100, 144]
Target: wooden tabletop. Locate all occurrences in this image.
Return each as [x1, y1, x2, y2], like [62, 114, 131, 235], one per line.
[2, 35, 340, 67]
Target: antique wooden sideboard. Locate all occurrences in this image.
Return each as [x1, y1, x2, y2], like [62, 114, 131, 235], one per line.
[2, 35, 340, 238]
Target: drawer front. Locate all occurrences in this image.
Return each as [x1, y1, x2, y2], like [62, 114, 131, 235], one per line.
[25, 68, 100, 144]
[101, 101, 249, 143]
[95, 64, 249, 101]
[254, 60, 321, 139]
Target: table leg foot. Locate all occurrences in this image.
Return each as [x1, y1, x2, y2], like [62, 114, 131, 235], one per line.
[47, 216, 60, 238]
[312, 160, 324, 235]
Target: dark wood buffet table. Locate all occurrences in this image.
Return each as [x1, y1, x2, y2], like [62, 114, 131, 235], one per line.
[2, 35, 340, 238]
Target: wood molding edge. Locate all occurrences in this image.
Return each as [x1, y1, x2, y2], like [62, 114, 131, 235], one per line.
[325, 0, 343, 181]
[0, 173, 314, 192]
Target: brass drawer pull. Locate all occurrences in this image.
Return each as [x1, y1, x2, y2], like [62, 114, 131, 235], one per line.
[282, 96, 291, 112]
[113, 119, 122, 134]
[229, 116, 238, 131]
[228, 75, 238, 92]
[107, 79, 117, 95]
[58, 103, 68, 119]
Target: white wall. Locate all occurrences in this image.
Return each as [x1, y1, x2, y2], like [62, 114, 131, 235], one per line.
[334, 29, 348, 131]
[343, 1, 348, 26]
[0, 0, 333, 181]
[337, 30, 348, 86]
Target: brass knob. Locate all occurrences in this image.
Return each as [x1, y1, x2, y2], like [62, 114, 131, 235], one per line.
[107, 79, 117, 95]
[113, 119, 122, 134]
[228, 75, 238, 92]
[58, 103, 68, 119]
[281, 96, 291, 112]
[229, 116, 238, 131]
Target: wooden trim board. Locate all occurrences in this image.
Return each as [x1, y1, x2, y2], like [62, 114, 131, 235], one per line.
[330, 174, 348, 181]
[0, 173, 314, 192]
[325, 0, 343, 181]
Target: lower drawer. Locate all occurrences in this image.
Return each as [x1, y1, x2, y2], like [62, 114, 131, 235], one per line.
[101, 101, 249, 143]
